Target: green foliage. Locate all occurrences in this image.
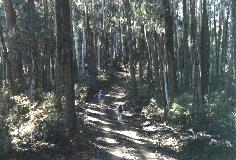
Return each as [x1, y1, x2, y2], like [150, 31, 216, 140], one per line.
[39, 118, 68, 146]
[0, 93, 12, 158]
[207, 91, 232, 122]
[141, 98, 164, 119]
[0, 119, 11, 159]
[170, 93, 193, 127]
[77, 71, 110, 88]
[180, 133, 236, 160]
[205, 91, 236, 142]
[178, 91, 236, 159]
[126, 81, 155, 113]
[35, 93, 69, 145]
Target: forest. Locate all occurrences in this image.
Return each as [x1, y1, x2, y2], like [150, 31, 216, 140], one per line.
[0, 0, 236, 159]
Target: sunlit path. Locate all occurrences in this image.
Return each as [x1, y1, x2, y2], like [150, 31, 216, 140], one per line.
[83, 78, 178, 160]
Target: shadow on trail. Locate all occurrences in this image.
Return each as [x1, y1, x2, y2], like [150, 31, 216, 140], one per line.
[84, 76, 179, 160]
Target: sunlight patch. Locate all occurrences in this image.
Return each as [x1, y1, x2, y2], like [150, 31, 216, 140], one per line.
[114, 101, 125, 106]
[106, 93, 125, 99]
[86, 116, 111, 125]
[144, 152, 160, 159]
[108, 147, 138, 160]
[162, 137, 178, 146]
[97, 137, 118, 144]
[94, 143, 107, 150]
[131, 139, 145, 144]
[123, 111, 133, 116]
[114, 130, 141, 140]
[86, 109, 105, 115]
[102, 127, 112, 132]
[143, 125, 158, 132]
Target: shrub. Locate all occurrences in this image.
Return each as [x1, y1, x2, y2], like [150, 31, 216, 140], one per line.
[0, 120, 12, 159]
[170, 93, 193, 128]
[141, 98, 164, 119]
[180, 133, 236, 160]
[38, 118, 68, 146]
[207, 91, 232, 122]
[206, 91, 236, 142]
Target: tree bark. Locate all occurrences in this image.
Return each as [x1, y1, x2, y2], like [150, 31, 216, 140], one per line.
[0, 23, 15, 94]
[162, 0, 177, 102]
[123, 0, 137, 97]
[3, 0, 16, 29]
[138, 24, 145, 82]
[183, 0, 191, 91]
[200, 0, 210, 96]
[191, 0, 204, 128]
[221, 9, 229, 84]
[43, 0, 52, 92]
[55, 0, 77, 137]
[233, 0, 236, 80]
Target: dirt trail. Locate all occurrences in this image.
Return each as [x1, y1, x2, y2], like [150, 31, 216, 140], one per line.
[84, 75, 179, 160]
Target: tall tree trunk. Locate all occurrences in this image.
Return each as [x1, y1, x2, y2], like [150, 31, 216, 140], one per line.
[3, 0, 16, 29]
[153, 32, 162, 103]
[213, 1, 218, 89]
[215, 10, 223, 84]
[27, 0, 41, 100]
[43, 0, 51, 91]
[138, 24, 145, 82]
[162, 0, 177, 102]
[55, 0, 77, 137]
[81, 0, 88, 75]
[183, 0, 191, 91]
[109, 27, 114, 76]
[123, 0, 137, 97]
[159, 33, 170, 120]
[92, 0, 98, 74]
[191, 0, 203, 128]
[145, 26, 152, 84]
[233, 0, 236, 81]
[72, 6, 80, 78]
[86, 13, 97, 77]
[101, 0, 109, 69]
[200, 0, 210, 97]
[15, 47, 24, 93]
[221, 9, 229, 85]
[0, 23, 15, 94]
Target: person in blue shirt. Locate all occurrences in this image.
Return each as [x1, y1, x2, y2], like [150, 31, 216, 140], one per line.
[98, 90, 105, 106]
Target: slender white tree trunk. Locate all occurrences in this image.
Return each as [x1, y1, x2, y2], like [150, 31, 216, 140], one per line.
[82, 27, 86, 74]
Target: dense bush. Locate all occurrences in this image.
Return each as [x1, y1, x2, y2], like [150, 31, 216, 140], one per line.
[0, 121, 12, 159]
[0, 93, 13, 158]
[176, 91, 236, 159]
[169, 91, 235, 131]
[141, 98, 164, 119]
[205, 91, 236, 146]
[170, 93, 193, 128]
[206, 91, 234, 125]
[126, 82, 153, 113]
[180, 133, 236, 160]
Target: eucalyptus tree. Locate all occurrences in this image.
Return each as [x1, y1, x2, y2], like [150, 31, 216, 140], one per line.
[3, 0, 16, 29]
[55, 0, 77, 137]
[162, 0, 177, 103]
[232, 0, 236, 81]
[200, 0, 210, 99]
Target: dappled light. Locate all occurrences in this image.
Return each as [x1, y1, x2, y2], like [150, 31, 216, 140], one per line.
[0, 0, 235, 159]
[97, 137, 118, 144]
[108, 146, 139, 160]
[86, 116, 111, 125]
[86, 108, 106, 116]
